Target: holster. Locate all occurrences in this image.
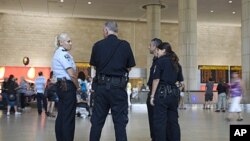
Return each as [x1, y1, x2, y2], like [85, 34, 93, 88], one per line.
[157, 84, 180, 98]
[57, 78, 68, 91]
[96, 74, 128, 89]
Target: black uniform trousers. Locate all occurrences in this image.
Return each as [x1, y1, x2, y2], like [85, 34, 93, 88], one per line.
[20, 93, 26, 109]
[147, 92, 172, 141]
[55, 80, 77, 141]
[90, 85, 128, 141]
[153, 93, 180, 141]
[147, 92, 155, 141]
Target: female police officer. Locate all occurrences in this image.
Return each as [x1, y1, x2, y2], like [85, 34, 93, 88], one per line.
[52, 33, 80, 141]
[150, 42, 183, 141]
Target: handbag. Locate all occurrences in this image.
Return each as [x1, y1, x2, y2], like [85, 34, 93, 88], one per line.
[8, 94, 16, 101]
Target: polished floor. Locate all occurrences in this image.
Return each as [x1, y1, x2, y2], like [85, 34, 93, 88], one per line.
[0, 104, 250, 141]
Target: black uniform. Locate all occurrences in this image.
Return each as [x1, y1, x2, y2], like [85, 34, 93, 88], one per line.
[153, 55, 183, 141]
[89, 34, 136, 141]
[147, 56, 158, 141]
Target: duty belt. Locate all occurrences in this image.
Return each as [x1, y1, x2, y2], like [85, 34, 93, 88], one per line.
[95, 74, 128, 89]
[157, 84, 180, 98]
[57, 77, 73, 91]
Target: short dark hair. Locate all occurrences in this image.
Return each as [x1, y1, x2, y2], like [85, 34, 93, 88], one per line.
[8, 74, 14, 82]
[38, 71, 43, 76]
[78, 71, 86, 81]
[151, 38, 162, 47]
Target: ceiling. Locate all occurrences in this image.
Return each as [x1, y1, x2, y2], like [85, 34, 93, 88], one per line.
[0, 0, 242, 25]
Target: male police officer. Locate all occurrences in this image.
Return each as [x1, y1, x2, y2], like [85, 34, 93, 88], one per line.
[89, 21, 136, 141]
[147, 38, 162, 141]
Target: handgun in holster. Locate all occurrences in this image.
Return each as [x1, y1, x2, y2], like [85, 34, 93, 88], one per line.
[157, 84, 176, 98]
[158, 85, 167, 98]
[58, 77, 67, 91]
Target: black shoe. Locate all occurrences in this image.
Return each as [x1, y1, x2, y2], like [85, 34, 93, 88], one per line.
[237, 118, 243, 121]
[215, 110, 220, 112]
[76, 113, 81, 117]
[222, 110, 226, 112]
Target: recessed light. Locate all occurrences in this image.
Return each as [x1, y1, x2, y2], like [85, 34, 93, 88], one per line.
[232, 11, 236, 14]
[88, 1, 92, 5]
[60, 0, 64, 3]
[228, 1, 233, 3]
[210, 10, 214, 13]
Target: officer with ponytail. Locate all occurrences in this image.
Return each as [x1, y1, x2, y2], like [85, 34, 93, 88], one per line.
[150, 42, 184, 141]
[52, 33, 80, 141]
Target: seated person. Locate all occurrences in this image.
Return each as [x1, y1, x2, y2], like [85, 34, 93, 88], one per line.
[76, 92, 90, 118]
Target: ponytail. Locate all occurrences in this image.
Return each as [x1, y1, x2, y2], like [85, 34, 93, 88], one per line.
[169, 52, 180, 72]
[158, 42, 180, 73]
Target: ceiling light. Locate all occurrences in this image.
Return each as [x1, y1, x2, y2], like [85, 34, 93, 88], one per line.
[232, 11, 236, 14]
[88, 1, 92, 5]
[60, 0, 64, 2]
[210, 10, 214, 13]
[228, 1, 233, 3]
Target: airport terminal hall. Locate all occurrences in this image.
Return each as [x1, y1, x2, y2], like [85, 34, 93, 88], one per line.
[1, 0, 250, 141]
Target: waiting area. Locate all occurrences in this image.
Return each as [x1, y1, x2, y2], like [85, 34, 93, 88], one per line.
[0, 104, 249, 141]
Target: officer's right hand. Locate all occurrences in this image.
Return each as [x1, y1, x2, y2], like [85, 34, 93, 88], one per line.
[77, 87, 81, 92]
[150, 97, 154, 106]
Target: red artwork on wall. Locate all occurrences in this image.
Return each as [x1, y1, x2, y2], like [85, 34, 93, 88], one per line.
[0, 66, 51, 83]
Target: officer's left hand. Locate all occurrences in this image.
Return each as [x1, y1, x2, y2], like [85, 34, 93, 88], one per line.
[150, 97, 154, 106]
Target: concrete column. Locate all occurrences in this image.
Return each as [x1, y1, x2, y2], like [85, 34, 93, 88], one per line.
[143, 4, 163, 82]
[241, 0, 250, 103]
[178, 0, 198, 91]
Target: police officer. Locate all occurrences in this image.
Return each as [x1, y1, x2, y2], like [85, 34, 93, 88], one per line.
[89, 21, 136, 141]
[150, 42, 183, 141]
[52, 33, 80, 141]
[147, 38, 162, 141]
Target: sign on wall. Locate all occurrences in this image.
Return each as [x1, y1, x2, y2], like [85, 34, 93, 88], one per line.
[198, 65, 229, 83]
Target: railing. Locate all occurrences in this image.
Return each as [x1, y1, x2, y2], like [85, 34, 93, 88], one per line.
[131, 90, 149, 104]
[130, 90, 219, 104]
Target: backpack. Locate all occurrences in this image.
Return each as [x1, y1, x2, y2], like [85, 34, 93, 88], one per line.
[81, 82, 87, 93]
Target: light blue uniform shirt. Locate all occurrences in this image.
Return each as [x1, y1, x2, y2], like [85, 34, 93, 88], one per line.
[52, 47, 76, 80]
[34, 76, 46, 94]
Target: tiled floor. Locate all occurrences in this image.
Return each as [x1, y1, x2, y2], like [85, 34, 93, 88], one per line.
[0, 104, 249, 141]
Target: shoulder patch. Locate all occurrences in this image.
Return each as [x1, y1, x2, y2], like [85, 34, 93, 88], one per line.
[153, 65, 157, 74]
[64, 54, 71, 61]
